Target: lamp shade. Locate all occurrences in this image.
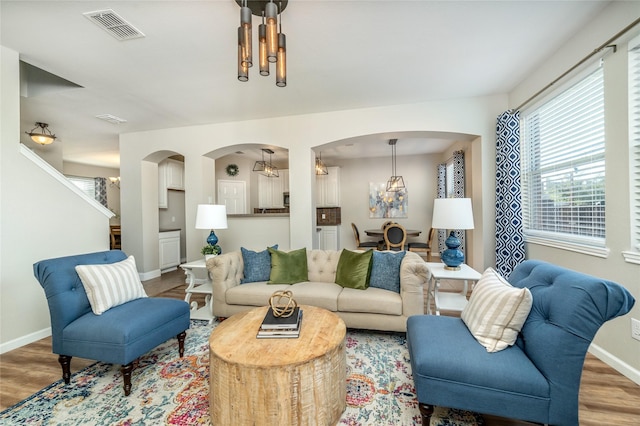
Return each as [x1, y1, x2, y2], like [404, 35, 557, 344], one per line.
[432, 198, 474, 230]
[195, 204, 228, 230]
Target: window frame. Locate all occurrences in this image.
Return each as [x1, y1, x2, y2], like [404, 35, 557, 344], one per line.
[520, 61, 608, 257]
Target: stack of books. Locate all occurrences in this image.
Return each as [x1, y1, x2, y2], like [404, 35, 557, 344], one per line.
[257, 306, 303, 339]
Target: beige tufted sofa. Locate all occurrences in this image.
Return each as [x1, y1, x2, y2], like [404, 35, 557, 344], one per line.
[206, 249, 429, 332]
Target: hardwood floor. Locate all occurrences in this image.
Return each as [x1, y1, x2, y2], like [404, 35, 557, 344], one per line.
[1, 269, 639, 425]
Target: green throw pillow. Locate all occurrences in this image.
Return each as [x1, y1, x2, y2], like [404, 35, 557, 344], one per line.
[267, 247, 308, 284]
[335, 249, 373, 290]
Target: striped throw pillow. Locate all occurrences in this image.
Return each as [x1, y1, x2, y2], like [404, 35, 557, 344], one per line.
[76, 255, 147, 315]
[461, 267, 533, 352]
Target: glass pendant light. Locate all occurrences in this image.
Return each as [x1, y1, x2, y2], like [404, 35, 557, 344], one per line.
[240, 1, 252, 68]
[26, 122, 56, 145]
[237, 27, 248, 82]
[259, 13, 269, 76]
[276, 32, 286, 87]
[386, 139, 406, 192]
[265, 0, 278, 63]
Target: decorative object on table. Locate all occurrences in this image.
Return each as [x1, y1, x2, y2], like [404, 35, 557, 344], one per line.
[268, 289, 297, 317]
[235, 0, 288, 87]
[386, 139, 405, 192]
[195, 204, 228, 251]
[201, 244, 221, 260]
[431, 197, 474, 270]
[225, 163, 239, 176]
[369, 182, 408, 218]
[257, 305, 302, 338]
[253, 148, 279, 177]
[25, 121, 57, 145]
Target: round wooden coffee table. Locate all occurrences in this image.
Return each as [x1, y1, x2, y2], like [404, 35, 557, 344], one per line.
[209, 305, 346, 426]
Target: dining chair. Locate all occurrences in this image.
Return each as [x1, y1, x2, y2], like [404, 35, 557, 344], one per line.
[110, 225, 121, 250]
[408, 227, 435, 261]
[383, 223, 408, 251]
[351, 223, 379, 250]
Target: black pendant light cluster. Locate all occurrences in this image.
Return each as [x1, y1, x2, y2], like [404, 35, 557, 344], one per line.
[237, 0, 287, 87]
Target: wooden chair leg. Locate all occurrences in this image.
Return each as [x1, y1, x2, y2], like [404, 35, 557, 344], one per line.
[419, 403, 434, 425]
[58, 355, 72, 384]
[121, 363, 134, 396]
[177, 331, 186, 357]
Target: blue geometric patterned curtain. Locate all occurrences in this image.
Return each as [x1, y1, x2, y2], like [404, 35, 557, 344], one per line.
[436, 164, 446, 253]
[452, 150, 466, 255]
[94, 177, 108, 207]
[495, 110, 525, 277]
[436, 151, 466, 255]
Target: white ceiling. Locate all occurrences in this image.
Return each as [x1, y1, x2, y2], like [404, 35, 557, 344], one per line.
[1, 0, 610, 168]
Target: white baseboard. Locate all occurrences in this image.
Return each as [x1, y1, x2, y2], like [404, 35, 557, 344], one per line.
[0, 327, 51, 354]
[140, 269, 161, 281]
[589, 343, 640, 385]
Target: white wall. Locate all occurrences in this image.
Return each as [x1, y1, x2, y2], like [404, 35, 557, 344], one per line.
[63, 161, 121, 225]
[508, 2, 640, 382]
[120, 95, 505, 277]
[1, 47, 112, 351]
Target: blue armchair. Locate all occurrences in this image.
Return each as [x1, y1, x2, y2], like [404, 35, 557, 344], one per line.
[407, 260, 635, 425]
[34, 250, 190, 395]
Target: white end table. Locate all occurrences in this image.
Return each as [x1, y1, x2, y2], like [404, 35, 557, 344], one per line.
[425, 262, 482, 315]
[180, 259, 214, 323]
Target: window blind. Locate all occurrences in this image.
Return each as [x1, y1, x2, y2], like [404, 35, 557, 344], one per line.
[629, 35, 640, 250]
[521, 66, 605, 245]
[67, 176, 97, 199]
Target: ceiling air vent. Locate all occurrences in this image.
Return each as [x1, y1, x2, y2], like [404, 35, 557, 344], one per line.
[96, 114, 127, 124]
[83, 9, 145, 41]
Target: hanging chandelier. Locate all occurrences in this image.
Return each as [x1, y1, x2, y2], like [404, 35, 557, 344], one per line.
[237, 0, 288, 87]
[25, 122, 57, 145]
[386, 139, 405, 192]
[315, 152, 328, 175]
[253, 148, 279, 177]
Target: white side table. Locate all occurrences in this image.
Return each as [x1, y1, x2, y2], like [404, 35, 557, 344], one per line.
[180, 259, 214, 323]
[425, 262, 482, 315]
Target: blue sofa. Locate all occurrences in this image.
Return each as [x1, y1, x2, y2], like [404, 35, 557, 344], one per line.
[407, 260, 635, 425]
[34, 250, 190, 395]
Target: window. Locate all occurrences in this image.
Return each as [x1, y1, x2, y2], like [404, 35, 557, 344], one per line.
[67, 176, 97, 199]
[629, 34, 640, 253]
[521, 65, 605, 249]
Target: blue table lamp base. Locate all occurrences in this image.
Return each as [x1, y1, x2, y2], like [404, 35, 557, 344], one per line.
[441, 231, 464, 270]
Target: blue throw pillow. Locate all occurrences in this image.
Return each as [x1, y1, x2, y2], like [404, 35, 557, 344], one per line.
[241, 245, 278, 284]
[369, 251, 406, 293]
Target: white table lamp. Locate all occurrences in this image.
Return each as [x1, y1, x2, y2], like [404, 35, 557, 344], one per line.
[195, 204, 228, 248]
[431, 198, 474, 270]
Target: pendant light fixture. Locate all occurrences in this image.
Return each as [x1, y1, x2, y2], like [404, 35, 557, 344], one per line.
[386, 139, 405, 192]
[253, 148, 279, 177]
[26, 122, 57, 145]
[235, 0, 288, 86]
[315, 153, 328, 175]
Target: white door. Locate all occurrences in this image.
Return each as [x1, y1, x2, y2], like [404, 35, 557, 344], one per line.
[218, 180, 247, 214]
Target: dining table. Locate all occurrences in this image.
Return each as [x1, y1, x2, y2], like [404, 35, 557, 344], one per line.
[364, 228, 422, 237]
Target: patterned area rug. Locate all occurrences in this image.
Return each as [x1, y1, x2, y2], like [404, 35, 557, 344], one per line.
[0, 321, 483, 425]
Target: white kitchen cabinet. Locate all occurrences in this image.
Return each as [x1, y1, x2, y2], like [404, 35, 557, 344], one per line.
[258, 173, 285, 208]
[165, 159, 184, 190]
[316, 167, 340, 207]
[318, 226, 340, 251]
[159, 230, 181, 272]
[158, 159, 184, 208]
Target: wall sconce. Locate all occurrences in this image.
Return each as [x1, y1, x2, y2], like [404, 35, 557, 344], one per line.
[109, 177, 121, 188]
